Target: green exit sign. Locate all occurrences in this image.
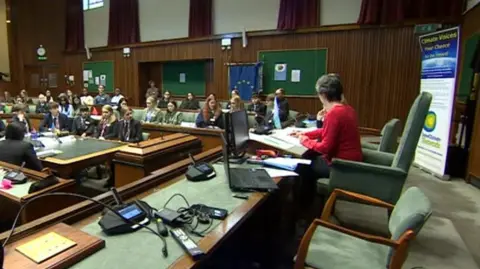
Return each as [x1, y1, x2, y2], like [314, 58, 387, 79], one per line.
[415, 24, 442, 34]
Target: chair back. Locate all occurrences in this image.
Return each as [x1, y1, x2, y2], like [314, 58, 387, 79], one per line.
[378, 118, 401, 153]
[386, 187, 431, 267]
[391, 92, 432, 171]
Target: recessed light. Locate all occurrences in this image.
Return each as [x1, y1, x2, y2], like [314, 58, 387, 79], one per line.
[6, 20, 11, 23]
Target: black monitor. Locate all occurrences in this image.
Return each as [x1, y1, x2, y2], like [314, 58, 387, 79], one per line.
[224, 110, 249, 161]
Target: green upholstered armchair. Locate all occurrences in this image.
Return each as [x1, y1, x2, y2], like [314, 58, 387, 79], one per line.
[142, 132, 150, 141]
[321, 92, 432, 204]
[362, 118, 401, 153]
[295, 187, 432, 269]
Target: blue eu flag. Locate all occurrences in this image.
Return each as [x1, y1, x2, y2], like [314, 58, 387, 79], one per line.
[229, 63, 262, 100]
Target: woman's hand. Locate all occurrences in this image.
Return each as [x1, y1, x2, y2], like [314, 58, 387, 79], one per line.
[317, 109, 326, 121]
[299, 135, 309, 144]
[289, 131, 303, 138]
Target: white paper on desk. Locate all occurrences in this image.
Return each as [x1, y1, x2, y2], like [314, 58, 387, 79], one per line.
[263, 157, 311, 171]
[180, 122, 196, 128]
[263, 168, 298, 178]
[36, 137, 60, 149]
[59, 135, 76, 144]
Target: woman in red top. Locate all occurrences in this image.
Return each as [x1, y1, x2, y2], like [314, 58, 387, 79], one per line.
[291, 74, 362, 179]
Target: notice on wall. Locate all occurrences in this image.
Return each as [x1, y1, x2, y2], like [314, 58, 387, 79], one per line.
[179, 73, 186, 83]
[100, 74, 106, 86]
[274, 64, 287, 81]
[291, 70, 301, 82]
[94, 77, 100, 85]
[83, 70, 90, 82]
[414, 27, 460, 178]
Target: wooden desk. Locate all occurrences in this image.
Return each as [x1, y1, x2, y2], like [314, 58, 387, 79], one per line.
[0, 161, 77, 226]
[36, 137, 127, 179]
[142, 123, 224, 151]
[0, 147, 281, 269]
[113, 133, 202, 187]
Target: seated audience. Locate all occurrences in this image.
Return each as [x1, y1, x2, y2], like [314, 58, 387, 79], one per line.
[72, 95, 81, 115]
[20, 89, 33, 104]
[58, 95, 74, 117]
[290, 74, 362, 179]
[11, 104, 32, 133]
[35, 94, 50, 114]
[3, 91, 13, 103]
[15, 96, 24, 105]
[196, 96, 223, 128]
[94, 85, 111, 105]
[207, 93, 216, 100]
[0, 119, 4, 137]
[72, 106, 96, 137]
[275, 88, 290, 122]
[39, 102, 70, 132]
[83, 96, 100, 116]
[145, 80, 159, 100]
[142, 97, 162, 124]
[118, 108, 143, 143]
[94, 105, 118, 140]
[45, 89, 55, 103]
[116, 97, 128, 119]
[180, 92, 200, 110]
[66, 89, 74, 104]
[80, 88, 92, 105]
[111, 88, 124, 106]
[0, 122, 43, 171]
[163, 101, 183, 125]
[0, 103, 3, 113]
[229, 96, 243, 112]
[226, 89, 240, 110]
[157, 90, 171, 109]
[247, 93, 267, 117]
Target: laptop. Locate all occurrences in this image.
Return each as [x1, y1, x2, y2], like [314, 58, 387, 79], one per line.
[221, 134, 278, 192]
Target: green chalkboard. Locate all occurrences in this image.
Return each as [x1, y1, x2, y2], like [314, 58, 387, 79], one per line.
[83, 61, 115, 93]
[458, 34, 480, 102]
[258, 49, 328, 96]
[162, 61, 206, 96]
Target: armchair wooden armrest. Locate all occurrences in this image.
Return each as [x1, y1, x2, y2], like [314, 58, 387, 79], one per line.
[41, 167, 52, 175]
[295, 218, 400, 269]
[321, 188, 395, 221]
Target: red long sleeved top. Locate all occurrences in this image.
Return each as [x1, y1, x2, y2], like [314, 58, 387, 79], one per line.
[301, 105, 363, 164]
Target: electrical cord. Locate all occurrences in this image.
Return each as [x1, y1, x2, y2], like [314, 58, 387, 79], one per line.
[162, 193, 214, 237]
[1, 192, 168, 257]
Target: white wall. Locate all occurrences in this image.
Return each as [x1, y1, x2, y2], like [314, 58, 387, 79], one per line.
[140, 0, 189, 42]
[0, 0, 10, 75]
[213, 0, 280, 35]
[320, 0, 362, 26]
[84, 0, 109, 48]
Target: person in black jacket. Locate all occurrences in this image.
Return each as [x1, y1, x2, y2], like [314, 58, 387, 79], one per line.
[157, 90, 171, 109]
[0, 122, 43, 171]
[0, 119, 5, 137]
[275, 88, 290, 122]
[35, 94, 49, 114]
[247, 93, 266, 117]
[94, 105, 118, 140]
[71, 106, 96, 137]
[118, 108, 143, 143]
[180, 92, 200, 110]
[39, 102, 70, 132]
[195, 96, 224, 128]
[11, 104, 33, 133]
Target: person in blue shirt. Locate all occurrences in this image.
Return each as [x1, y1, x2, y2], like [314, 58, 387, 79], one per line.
[94, 85, 111, 105]
[196, 96, 223, 128]
[58, 95, 74, 117]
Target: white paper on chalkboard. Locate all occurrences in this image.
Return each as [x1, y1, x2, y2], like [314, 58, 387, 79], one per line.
[291, 70, 301, 82]
[179, 73, 186, 83]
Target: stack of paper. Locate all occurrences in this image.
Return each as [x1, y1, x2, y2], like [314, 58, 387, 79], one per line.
[263, 157, 311, 171]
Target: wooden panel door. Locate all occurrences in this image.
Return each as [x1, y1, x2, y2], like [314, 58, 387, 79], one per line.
[43, 65, 61, 95]
[24, 66, 43, 94]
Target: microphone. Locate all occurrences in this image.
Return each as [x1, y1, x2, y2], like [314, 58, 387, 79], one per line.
[5, 162, 27, 184]
[110, 187, 123, 206]
[188, 153, 196, 165]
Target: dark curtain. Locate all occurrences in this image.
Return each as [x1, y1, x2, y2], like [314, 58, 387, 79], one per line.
[358, 0, 462, 24]
[65, 0, 84, 51]
[277, 0, 318, 30]
[108, 0, 140, 46]
[189, 0, 212, 38]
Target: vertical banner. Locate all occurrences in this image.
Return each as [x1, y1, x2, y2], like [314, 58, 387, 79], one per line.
[414, 27, 460, 177]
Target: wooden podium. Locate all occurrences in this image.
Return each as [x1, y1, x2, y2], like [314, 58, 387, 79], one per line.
[3, 223, 104, 269]
[113, 133, 202, 187]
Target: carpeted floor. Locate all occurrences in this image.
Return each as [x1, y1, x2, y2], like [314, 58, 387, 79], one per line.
[335, 167, 480, 269]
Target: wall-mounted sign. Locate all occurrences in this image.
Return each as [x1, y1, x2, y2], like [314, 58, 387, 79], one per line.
[37, 45, 47, 61]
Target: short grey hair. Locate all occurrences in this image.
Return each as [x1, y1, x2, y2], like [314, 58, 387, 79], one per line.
[315, 73, 343, 102]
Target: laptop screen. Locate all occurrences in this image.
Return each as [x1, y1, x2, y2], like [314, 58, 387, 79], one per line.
[220, 133, 232, 188]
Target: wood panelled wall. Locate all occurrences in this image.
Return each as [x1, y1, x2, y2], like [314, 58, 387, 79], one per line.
[464, 5, 480, 181]
[63, 26, 421, 129]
